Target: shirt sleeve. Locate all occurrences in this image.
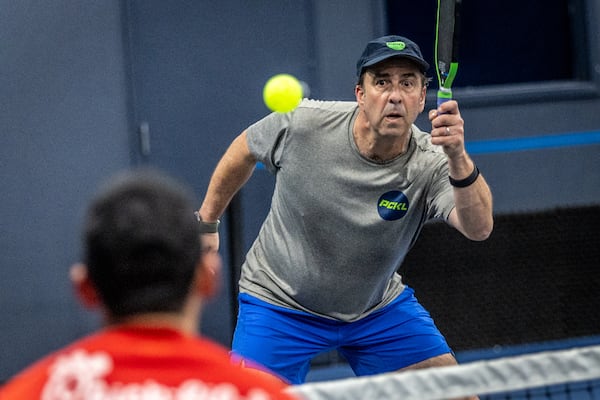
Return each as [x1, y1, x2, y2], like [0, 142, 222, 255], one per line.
[246, 111, 292, 174]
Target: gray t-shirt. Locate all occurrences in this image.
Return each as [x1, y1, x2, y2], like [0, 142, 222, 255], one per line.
[241, 99, 454, 322]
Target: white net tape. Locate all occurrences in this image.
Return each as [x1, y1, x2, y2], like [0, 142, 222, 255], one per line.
[287, 345, 600, 400]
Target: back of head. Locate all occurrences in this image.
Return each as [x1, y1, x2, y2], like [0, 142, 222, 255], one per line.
[84, 168, 201, 318]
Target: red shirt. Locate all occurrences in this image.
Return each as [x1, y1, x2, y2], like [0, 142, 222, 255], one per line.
[0, 326, 298, 400]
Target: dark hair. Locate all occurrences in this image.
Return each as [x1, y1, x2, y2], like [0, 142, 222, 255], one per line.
[83, 169, 202, 317]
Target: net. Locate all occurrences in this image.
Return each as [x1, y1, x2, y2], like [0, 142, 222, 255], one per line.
[287, 345, 600, 400]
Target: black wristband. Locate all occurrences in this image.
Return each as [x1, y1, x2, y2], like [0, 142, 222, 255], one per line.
[194, 211, 220, 233]
[449, 165, 480, 188]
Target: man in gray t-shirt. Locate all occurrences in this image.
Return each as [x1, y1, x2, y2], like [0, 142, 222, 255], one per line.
[197, 35, 493, 386]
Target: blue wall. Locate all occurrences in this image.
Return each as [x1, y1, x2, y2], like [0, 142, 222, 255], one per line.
[1, 0, 132, 382]
[1, 0, 599, 382]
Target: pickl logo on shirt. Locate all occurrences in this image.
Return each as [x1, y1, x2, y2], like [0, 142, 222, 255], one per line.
[377, 191, 410, 220]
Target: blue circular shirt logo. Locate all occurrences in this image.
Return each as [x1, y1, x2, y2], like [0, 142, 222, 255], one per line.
[378, 191, 410, 220]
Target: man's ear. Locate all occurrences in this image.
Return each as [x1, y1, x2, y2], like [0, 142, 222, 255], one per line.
[355, 84, 365, 106]
[419, 86, 427, 109]
[70, 263, 101, 309]
[194, 251, 222, 299]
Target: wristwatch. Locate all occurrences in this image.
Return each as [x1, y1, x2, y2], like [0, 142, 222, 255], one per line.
[194, 211, 220, 234]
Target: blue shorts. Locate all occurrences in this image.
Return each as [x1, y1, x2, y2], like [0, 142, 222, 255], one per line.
[231, 286, 452, 384]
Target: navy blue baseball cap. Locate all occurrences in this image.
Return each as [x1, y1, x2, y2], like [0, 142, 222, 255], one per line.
[356, 35, 429, 77]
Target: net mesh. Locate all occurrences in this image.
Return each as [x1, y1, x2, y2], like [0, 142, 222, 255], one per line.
[288, 345, 600, 400]
[400, 206, 600, 352]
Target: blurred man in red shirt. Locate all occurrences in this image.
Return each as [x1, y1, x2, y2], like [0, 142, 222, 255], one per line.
[0, 169, 297, 400]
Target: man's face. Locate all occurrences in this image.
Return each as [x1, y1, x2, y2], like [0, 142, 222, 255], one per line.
[355, 59, 427, 138]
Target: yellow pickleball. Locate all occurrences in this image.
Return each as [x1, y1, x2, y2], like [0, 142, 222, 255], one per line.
[263, 74, 303, 113]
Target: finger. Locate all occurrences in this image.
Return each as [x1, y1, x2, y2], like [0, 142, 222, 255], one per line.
[428, 109, 438, 121]
[431, 114, 454, 130]
[431, 125, 449, 138]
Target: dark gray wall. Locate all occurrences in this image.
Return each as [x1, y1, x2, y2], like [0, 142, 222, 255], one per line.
[1, 0, 132, 382]
[1, 0, 599, 383]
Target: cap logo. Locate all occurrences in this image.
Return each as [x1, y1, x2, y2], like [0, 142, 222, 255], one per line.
[386, 41, 406, 51]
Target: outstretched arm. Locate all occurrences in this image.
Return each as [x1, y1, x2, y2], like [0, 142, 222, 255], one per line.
[429, 101, 493, 241]
[197, 130, 257, 251]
